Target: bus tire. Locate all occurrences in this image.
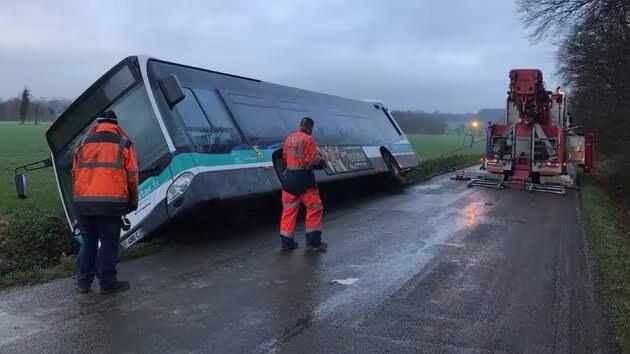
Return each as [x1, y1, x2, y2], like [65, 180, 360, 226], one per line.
[382, 151, 402, 186]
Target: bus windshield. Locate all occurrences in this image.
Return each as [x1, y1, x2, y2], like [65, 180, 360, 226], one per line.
[50, 79, 169, 223]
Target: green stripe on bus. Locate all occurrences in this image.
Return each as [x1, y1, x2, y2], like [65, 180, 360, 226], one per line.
[137, 144, 414, 200]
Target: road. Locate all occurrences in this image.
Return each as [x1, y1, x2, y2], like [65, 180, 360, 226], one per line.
[0, 171, 615, 353]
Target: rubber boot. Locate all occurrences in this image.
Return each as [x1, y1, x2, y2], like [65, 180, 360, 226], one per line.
[280, 235, 298, 250]
[305, 231, 327, 252]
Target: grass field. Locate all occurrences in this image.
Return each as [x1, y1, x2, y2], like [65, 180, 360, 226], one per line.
[0, 122, 62, 217]
[407, 134, 484, 160]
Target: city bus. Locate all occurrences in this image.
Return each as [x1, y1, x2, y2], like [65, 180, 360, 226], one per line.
[43, 56, 420, 248]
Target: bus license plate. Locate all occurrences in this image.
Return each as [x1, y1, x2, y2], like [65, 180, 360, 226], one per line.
[121, 228, 145, 249]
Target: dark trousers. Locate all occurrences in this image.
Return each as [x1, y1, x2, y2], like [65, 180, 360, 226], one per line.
[76, 215, 121, 289]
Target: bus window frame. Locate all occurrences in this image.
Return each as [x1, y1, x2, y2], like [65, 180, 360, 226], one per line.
[174, 87, 245, 153]
[192, 88, 246, 145]
[47, 59, 142, 154]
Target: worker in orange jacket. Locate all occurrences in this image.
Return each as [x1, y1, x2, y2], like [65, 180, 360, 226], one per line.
[280, 117, 328, 251]
[72, 111, 138, 294]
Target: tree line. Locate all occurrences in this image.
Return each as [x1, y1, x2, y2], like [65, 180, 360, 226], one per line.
[517, 0, 630, 204]
[0, 88, 71, 124]
[391, 108, 505, 135]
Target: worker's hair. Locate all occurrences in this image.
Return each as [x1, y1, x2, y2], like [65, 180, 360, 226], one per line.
[300, 116, 314, 128]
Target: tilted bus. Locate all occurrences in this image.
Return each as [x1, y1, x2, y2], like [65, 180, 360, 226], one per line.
[42, 56, 420, 248]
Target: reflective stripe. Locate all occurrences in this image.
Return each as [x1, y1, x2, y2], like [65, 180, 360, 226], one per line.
[305, 227, 321, 233]
[77, 136, 126, 170]
[77, 161, 123, 169]
[74, 196, 128, 203]
[306, 203, 322, 210]
[283, 201, 301, 209]
[280, 231, 293, 237]
[285, 150, 304, 157]
[295, 138, 304, 158]
[84, 131, 122, 144]
[286, 166, 312, 171]
[127, 170, 138, 178]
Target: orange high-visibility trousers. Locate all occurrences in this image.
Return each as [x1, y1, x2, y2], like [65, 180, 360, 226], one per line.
[280, 188, 323, 237]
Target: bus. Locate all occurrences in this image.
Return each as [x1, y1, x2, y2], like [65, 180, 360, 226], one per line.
[43, 56, 420, 248]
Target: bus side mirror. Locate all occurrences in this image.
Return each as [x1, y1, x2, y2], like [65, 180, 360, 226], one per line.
[15, 174, 28, 199]
[159, 74, 185, 108]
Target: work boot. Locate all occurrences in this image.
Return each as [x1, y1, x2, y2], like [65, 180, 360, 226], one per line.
[100, 281, 130, 295]
[280, 235, 298, 250]
[305, 231, 327, 252]
[306, 242, 328, 252]
[75, 285, 91, 294]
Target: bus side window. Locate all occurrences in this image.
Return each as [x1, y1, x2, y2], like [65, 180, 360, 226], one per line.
[224, 92, 290, 144]
[175, 88, 214, 152]
[194, 89, 242, 149]
[379, 106, 403, 136]
[276, 100, 323, 138]
[177, 88, 211, 129]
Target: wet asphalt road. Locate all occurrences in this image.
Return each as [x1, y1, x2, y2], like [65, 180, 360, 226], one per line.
[0, 171, 615, 353]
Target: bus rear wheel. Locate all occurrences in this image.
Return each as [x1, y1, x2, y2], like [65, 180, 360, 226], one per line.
[382, 152, 402, 186]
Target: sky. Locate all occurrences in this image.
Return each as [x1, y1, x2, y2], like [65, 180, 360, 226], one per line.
[0, 0, 558, 113]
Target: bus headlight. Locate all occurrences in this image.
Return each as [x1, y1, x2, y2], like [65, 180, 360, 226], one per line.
[167, 172, 194, 204]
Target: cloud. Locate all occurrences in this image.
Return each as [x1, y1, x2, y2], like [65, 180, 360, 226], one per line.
[0, 0, 557, 112]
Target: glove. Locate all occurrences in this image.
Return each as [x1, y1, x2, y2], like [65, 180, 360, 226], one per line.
[126, 202, 138, 214]
[314, 159, 327, 170]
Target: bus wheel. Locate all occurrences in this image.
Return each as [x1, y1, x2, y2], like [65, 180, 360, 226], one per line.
[382, 152, 402, 186]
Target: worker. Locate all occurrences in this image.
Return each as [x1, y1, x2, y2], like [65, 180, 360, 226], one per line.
[72, 110, 138, 294]
[280, 117, 328, 251]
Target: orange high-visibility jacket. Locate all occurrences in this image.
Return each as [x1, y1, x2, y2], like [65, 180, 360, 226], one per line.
[282, 131, 323, 196]
[283, 131, 321, 170]
[72, 122, 139, 216]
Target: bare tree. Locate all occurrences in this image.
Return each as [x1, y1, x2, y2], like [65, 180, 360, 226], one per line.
[19, 87, 31, 124]
[47, 104, 56, 121]
[516, 0, 630, 42]
[33, 101, 41, 125]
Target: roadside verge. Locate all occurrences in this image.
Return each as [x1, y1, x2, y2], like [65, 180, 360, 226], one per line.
[580, 176, 630, 351]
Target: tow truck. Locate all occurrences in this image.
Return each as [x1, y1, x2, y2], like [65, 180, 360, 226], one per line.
[454, 69, 594, 195]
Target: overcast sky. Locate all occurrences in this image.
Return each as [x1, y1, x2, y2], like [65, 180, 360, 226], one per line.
[0, 0, 557, 113]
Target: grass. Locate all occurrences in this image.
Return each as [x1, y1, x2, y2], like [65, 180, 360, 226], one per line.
[0, 242, 162, 289]
[581, 176, 630, 351]
[406, 134, 483, 183]
[407, 134, 484, 160]
[0, 123, 75, 276]
[0, 122, 61, 215]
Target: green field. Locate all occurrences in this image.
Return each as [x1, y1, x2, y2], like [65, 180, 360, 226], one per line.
[407, 134, 484, 160]
[0, 122, 72, 280]
[0, 122, 62, 217]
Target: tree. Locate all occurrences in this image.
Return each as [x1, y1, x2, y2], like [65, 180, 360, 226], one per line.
[19, 88, 31, 124]
[47, 104, 56, 121]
